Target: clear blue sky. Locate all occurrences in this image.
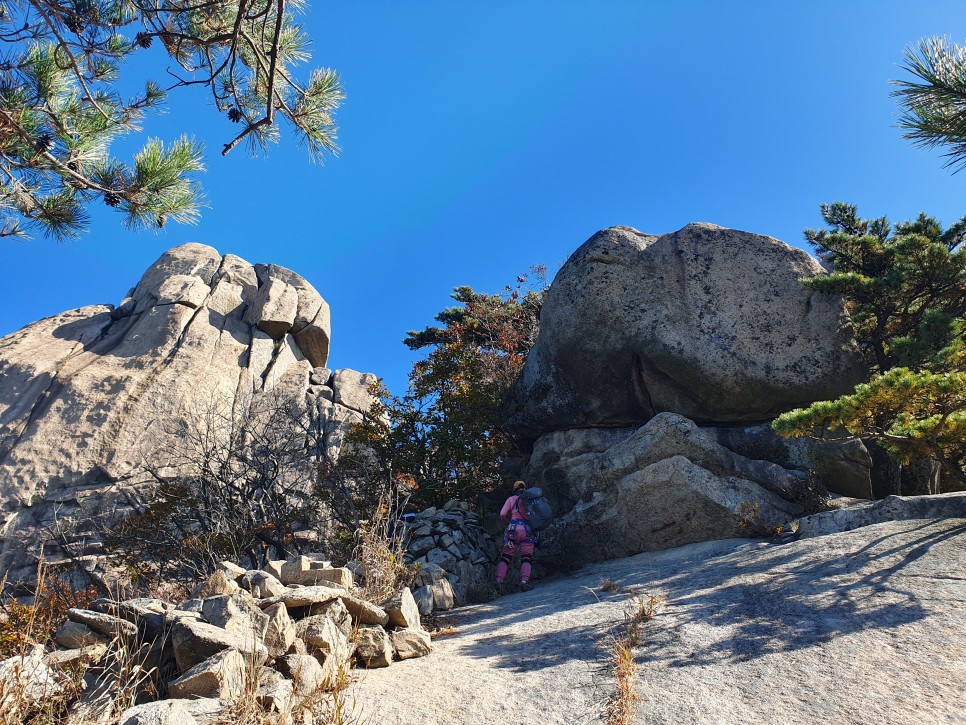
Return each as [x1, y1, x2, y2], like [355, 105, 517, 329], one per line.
[2, 1, 965, 395]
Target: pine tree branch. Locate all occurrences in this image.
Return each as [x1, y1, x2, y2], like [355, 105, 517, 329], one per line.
[26, 0, 112, 122]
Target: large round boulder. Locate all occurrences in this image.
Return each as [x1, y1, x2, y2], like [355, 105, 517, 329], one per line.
[505, 223, 867, 436]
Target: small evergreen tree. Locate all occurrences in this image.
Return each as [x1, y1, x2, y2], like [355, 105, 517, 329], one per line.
[332, 271, 547, 507]
[801, 202, 966, 374]
[774, 204, 966, 491]
[0, 0, 342, 239]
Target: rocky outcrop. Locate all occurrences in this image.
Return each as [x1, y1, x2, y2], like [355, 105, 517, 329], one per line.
[796, 491, 966, 538]
[0, 243, 379, 582]
[505, 224, 867, 436]
[707, 422, 874, 499]
[30, 555, 432, 724]
[527, 413, 819, 570]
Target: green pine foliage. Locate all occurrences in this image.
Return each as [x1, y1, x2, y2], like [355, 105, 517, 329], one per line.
[893, 36, 966, 172]
[774, 203, 966, 490]
[0, 0, 342, 239]
[801, 202, 966, 374]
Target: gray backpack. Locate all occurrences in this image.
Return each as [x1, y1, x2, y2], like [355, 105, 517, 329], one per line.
[516, 487, 554, 532]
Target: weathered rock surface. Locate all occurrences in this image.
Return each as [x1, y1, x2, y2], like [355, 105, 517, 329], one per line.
[382, 587, 422, 629]
[390, 628, 432, 660]
[505, 224, 867, 436]
[0, 242, 378, 581]
[167, 648, 248, 700]
[526, 413, 813, 570]
[118, 700, 199, 725]
[0, 644, 63, 709]
[796, 491, 966, 538]
[355, 625, 393, 668]
[276, 653, 326, 697]
[170, 618, 269, 672]
[262, 602, 297, 658]
[707, 422, 874, 499]
[353, 515, 966, 725]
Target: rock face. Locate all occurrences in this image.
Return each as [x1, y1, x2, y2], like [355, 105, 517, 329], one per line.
[527, 413, 816, 570]
[505, 224, 867, 436]
[351, 509, 966, 725]
[0, 243, 378, 581]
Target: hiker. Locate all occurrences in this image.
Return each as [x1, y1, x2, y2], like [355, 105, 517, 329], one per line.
[495, 480, 536, 593]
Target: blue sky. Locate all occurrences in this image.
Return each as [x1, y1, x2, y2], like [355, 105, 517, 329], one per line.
[3, 1, 966, 395]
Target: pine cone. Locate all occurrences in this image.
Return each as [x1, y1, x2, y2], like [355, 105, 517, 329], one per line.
[34, 133, 53, 153]
[227, 108, 242, 123]
[135, 32, 152, 49]
[157, 214, 166, 228]
[104, 192, 121, 208]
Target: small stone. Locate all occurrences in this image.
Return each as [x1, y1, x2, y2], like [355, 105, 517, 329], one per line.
[201, 593, 269, 641]
[426, 547, 458, 572]
[258, 585, 343, 609]
[217, 561, 247, 581]
[167, 648, 248, 700]
[0, 645, 63, 708]
[382, 587, 422, 630]
[239, 570, 287, 599]
[414, 562, 448, 586]
[409, 535, 436, 556]
[55, 620, 108, 649]
[170, 618, 269, 673]
[354, 625, 393, 668]
[412, 585, 434, 615]
[256, 667, 293, 713]
[264, 560, 286, 580]
[390, 628, 433, 660]
[301, 616, 352, 665]
[191, 570, 239, 599]
[263, 602, 296, 658]
[45, 644, 108, 669]
[276, 653, 326, 697]
[305, 598, 353, 639]
[118, 700, 199, 725]
[67, 608, 138, 639]
[431, 578, 456, 611]
[313, 567, 354, 589]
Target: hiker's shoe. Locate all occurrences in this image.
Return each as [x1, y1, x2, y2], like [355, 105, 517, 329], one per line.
[520, 581, 533, 592]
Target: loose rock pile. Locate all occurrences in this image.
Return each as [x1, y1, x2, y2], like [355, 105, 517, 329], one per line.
[0, 555, 431, 724]
[403, 500, 498, 612]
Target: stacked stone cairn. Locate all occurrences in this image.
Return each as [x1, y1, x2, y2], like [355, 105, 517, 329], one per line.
[403, 500, 499, 613]
[0, 554, 431, 724]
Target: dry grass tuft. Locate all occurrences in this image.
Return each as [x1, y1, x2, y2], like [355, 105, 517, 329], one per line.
[603, 591, 664, 724]
[604, 636, 642, 725]
[599, 577, 620, 593]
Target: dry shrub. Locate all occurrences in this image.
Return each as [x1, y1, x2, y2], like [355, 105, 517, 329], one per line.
[353, 491, 410, 602]
[0, 563, 98, 659]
